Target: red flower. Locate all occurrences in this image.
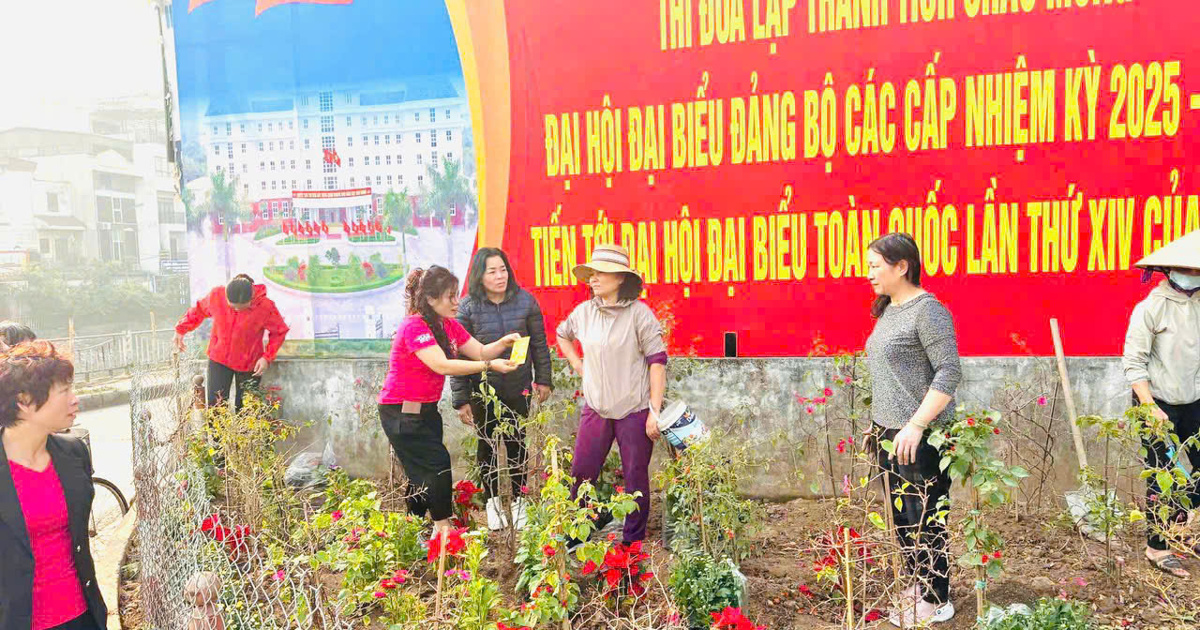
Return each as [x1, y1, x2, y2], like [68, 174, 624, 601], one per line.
[993, 551, 1002, 559]
[497, 624, 532, 630]
[981, 554, 990, 563]
[581, 560, 598, 575]
[542, 545, 557, 558]
[710, 606, 766, 630]
[813, 396, 827, 405]
[799, 585, 813, 597]
[823, 387, 833, 397]
[967, 418, 976, 427]
[454, 479, 482, 506]
[425, 527, 468, 563]
[614, 485, 625, 494]
[380, 578, 396, 590]
[993, 427, 1001, 435]
[836, 439, 846, 454]
[864, 609, 883, 622]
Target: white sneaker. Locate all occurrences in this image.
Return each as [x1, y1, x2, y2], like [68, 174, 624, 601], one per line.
[486, 497, 507, 531]
[889, 599, 954, 627]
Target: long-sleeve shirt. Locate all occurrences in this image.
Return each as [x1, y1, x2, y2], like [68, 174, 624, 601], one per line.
[865, 293, 962, 429]
[1122, 281, 1200, 405]
[556, 298, 668, 419]
[175, 284, 289, 372]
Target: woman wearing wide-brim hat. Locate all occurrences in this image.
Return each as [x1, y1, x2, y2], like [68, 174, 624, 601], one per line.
[1122, 228, 1200, 578]
[555, 244, 668, 546]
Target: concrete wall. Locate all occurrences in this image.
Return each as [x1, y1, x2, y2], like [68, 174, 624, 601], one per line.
[258, 355, 1138, 501]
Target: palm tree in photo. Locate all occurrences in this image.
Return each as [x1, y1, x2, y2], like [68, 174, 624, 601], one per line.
[417, 158, 476, 274]
[209, 171, 249, 236]
[208, 171, 248, 281]
[382, 188, 418, 264]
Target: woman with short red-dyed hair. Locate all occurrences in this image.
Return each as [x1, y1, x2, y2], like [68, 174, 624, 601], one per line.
[0, 342, 108, 630]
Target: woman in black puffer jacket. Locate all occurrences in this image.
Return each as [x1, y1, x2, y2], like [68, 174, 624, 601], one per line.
[451, 248, 553, 530]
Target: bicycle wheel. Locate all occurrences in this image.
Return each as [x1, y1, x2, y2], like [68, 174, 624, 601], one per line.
[90, 477, 129, 537]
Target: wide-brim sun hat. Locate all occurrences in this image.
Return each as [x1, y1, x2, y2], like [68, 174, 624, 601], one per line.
[572, 243, 644, 294]
[1135, 228, 1200, 272]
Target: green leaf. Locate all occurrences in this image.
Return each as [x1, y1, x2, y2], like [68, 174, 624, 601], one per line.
[986, 561, 1003, 579]
[1155, 470, 1174, 492]
[894, 496, 904, 512]
[880, 439, 895, 454]
[868, 512, 886, 531]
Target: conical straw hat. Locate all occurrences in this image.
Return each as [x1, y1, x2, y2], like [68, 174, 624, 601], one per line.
[1135, 228, 1200, 272]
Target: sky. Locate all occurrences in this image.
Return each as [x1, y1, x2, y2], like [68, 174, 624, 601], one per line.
[173, 0, 461, 104]
[0, 0, 165, 132]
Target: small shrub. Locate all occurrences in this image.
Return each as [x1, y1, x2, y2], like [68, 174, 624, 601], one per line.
[978, 597, 1095, 630]
[669, 551, 744, 629]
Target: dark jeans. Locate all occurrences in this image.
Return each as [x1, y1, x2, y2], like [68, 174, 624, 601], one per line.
[379, 403, 454, 521]
[875, 424, 952, 605]
[571, 406, 654, 543]
[49, 613, 103, 630]
[471, 394, 529, 500]
[207, 359, 259, 410]
[1141, 397, 1200, 550]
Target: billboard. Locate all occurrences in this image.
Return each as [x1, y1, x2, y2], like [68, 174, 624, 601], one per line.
[173, 0, 476, 341]
[174, 1, 1200, 356]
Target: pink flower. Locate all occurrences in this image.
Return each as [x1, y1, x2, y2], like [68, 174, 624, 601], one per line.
[795, 395, 809, 404]
[1037, 396, 1048, 406]
[823, 387, 833, 397]
[842, 475, 852, 496]
[805, 406, 815, 415]
[522, 388, 530, 396]
[393, 569, 409, 583]
[1074, 577, 1088, 587]
[520, 485, 530, 495]
[373, 591, 386, 599]
[331, 510, 343, 522]
[836, 440, 846, 454]
[273, 569, 285, 581]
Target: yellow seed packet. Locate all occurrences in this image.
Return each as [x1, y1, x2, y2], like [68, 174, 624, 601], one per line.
[509, 336, 530, 365]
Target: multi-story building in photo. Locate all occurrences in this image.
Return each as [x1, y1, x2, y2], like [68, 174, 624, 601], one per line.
[195, 77, 471, 231]
[0, 123, 187, 275]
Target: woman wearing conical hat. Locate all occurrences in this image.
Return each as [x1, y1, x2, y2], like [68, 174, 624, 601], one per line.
[1122, 228, 1200, 578]
[555, 244, 667, 546]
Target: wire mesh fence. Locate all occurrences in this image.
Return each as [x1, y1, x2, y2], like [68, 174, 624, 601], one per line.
[129, 357, 355, 630]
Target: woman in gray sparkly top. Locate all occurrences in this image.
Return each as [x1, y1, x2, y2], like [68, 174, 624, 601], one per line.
[864, 233, 961, 627]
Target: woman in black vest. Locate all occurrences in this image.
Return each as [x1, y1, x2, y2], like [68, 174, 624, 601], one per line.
[451, 248, 553, 530]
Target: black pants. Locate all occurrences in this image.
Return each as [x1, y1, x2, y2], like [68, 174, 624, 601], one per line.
[1142, 397, 1200, 550]
[379, 402, 454, 521]
[875, 424, 952, 605]
[471, 394, 529, 500]
[207, 360, 259, 410]
[49, 613, 102, 630]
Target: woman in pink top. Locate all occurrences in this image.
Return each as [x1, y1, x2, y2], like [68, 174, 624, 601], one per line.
[0, 341, 107, 630]
[378, 266, 518, 533]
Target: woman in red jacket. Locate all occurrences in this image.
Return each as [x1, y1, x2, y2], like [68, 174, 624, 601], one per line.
[174, 274, 290, 409]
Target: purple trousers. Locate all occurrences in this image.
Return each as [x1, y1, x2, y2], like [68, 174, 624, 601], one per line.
[571, 405, 654, 543]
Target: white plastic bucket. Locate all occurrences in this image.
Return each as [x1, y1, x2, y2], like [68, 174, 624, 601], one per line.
[656, 400, 708, 449]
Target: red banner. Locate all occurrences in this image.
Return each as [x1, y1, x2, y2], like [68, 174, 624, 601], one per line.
[500, 1, 1200, 357]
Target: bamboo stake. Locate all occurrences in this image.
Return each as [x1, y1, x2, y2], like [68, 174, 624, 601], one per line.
[844, 528, 855, 630]
[435, 528, 448, 618]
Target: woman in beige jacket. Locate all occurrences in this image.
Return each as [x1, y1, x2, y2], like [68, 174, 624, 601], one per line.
[1122, 229, 1200, 578]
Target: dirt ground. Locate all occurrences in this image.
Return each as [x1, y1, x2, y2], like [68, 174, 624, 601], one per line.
[120, 493, 1200, 630]
[733, 499, 1199, 630]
